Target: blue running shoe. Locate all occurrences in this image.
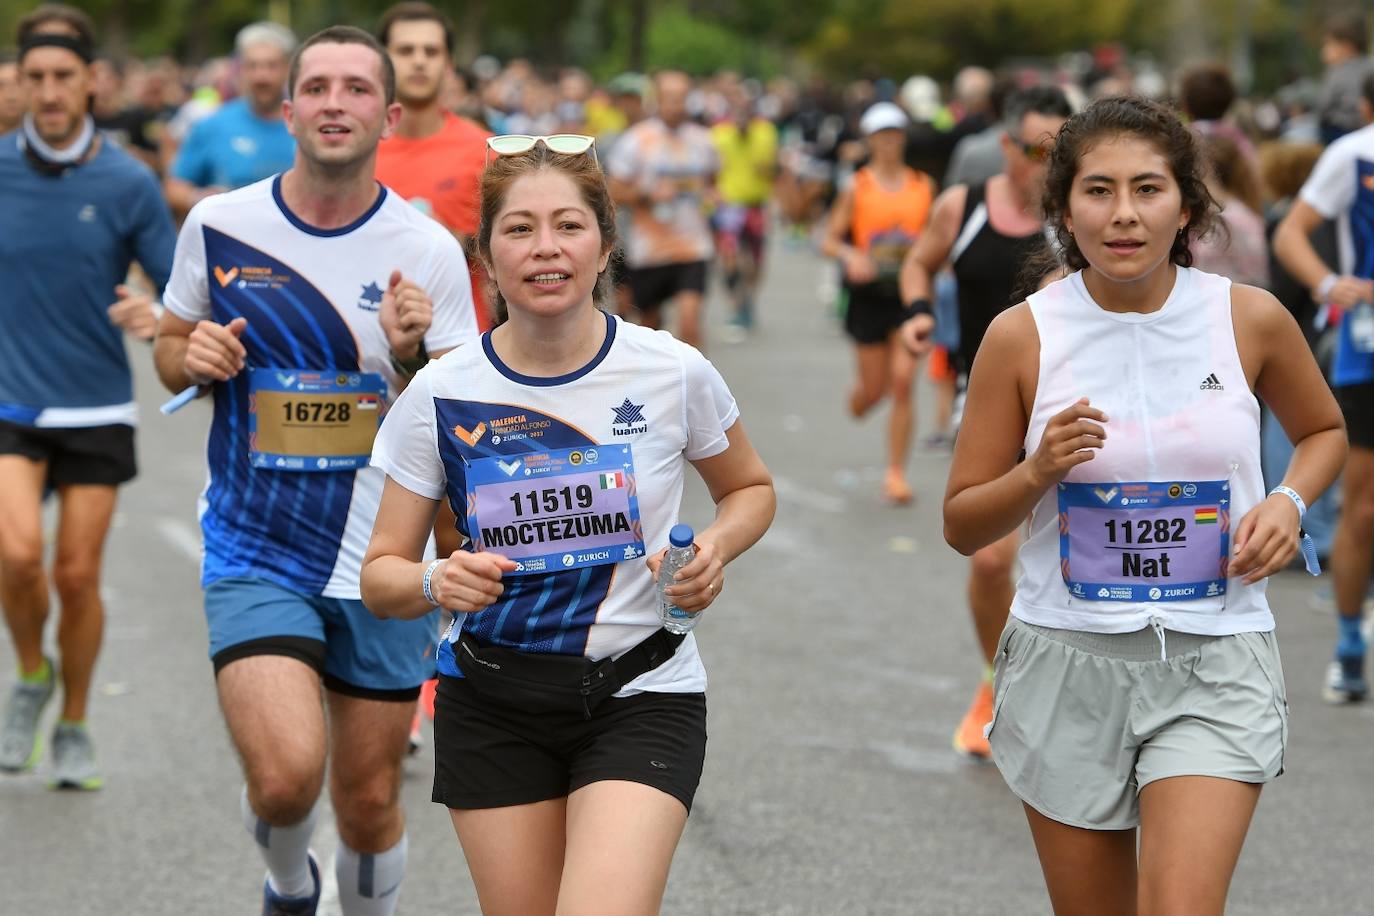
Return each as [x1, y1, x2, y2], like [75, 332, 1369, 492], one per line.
[1323, 657, 1369, 704]
[262, 851, 320, 915]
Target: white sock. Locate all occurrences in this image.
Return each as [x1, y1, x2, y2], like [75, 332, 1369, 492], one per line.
[335, 833, 408, 916]
[240, 785, 319, 898]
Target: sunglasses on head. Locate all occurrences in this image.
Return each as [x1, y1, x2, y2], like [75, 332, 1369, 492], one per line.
[484, 134, 598, 167]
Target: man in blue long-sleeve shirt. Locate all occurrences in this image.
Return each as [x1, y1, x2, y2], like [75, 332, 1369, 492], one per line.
[0, 4, 175, 790]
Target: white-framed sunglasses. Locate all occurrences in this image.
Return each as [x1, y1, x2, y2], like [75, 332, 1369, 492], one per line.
[484, 134, 598, 167]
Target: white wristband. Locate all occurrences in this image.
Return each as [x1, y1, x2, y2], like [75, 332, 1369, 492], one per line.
[422, 558, 444, 606]
[1269, 485, 1307, 519]
[1315, 273, 1338, 303]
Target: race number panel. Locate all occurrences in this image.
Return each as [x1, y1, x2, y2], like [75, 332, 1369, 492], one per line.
[1058, 479, 1230, 603]
[465, 444, 646, 575]
[248, 368, 385, 472]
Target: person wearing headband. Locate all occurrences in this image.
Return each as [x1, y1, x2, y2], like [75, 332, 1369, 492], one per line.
[0, 3, 176, 791]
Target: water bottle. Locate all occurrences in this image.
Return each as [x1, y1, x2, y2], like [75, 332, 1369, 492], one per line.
[657, 524, 699, 634]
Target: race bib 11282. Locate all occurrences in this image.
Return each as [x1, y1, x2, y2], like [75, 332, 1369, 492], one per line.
[1058, 480, 1230, 604]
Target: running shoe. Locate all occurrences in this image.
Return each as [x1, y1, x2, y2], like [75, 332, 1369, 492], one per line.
[719, 322, 749, 345]
[48, 722, 103, 790]
[1323, 658, 1369, 704]
[0, 658, 55, 772]
[882, 468, 914, 506]
[262, 851, 321, 916]
[952, 680, 994, 760]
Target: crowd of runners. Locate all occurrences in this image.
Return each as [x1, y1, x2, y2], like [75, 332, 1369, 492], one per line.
[2, 2, 1373, 914]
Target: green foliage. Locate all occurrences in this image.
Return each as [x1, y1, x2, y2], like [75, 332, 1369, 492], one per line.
[806, 0, 1139, 78]
[0, 0, 1331, 94]
[646, 4, 784, 76]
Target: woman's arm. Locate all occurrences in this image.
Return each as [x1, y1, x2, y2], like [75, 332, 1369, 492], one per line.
[942, 304, 1108, 555]
[361, 477, 516, 619]
[647, 420, 776, 614]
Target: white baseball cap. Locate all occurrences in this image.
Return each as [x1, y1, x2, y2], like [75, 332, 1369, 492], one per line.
[860, 101, 910, 136]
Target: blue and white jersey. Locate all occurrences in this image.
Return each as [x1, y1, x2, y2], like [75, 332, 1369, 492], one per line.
[163, 175, 478, 597]
[0, 134, 175, 427]
[371, 313, 739, 694]
[1299, 122, 1374, 386]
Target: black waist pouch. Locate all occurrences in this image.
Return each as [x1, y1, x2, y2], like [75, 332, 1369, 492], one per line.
[455, 628, 685, 719]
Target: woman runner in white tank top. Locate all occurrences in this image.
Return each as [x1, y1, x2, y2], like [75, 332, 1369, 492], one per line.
[943, 97, 1346, 915]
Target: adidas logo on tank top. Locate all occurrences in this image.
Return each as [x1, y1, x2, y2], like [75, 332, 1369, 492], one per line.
[1199, 373, 1224, 391]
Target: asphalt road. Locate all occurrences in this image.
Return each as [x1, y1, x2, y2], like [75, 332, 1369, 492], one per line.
[2, 239, 1371, 915]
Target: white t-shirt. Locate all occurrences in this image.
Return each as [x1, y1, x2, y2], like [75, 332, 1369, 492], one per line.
[605, 118, 720, 268]
[371, 312, 739, 694]
[164, 175, 478, 597]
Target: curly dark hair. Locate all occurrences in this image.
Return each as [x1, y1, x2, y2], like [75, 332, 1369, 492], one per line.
[1039, 95, 1220, 275]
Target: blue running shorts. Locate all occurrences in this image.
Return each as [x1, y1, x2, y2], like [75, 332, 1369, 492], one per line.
[205, 577, 438, 700]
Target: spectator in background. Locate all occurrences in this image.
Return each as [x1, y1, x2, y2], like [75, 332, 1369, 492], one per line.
[159, 55, 234, 171]
[900, 74, 950, 181]
[711, 83, 777, 339]
[607, 70, 720, 349]
[1318, 10, 1374, 144]
[943, 76, 1013, 188]
[0, 52, 22, 134]
[1192, 134, 1269, 289]
[1179, 62, 1258, 168]
[91, 57, 161, 171]
[165, 22, 297, 218]
[439, 66, 486, 128]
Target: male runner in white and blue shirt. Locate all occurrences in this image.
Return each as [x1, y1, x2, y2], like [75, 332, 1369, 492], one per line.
[154, 25, 476, 916]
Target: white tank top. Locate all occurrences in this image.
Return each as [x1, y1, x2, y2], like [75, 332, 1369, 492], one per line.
[1012, 267, 1273, 635]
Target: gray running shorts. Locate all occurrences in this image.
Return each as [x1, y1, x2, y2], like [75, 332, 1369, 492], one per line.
[987, 615, 1288, 830]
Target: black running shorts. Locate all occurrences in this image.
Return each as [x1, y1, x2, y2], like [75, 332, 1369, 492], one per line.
[1337, 382, 1374, 450]
[626, 260, 709, 313]
[843, 280, 906, 345]
[0, 420, 136, 486]
[432, 673, 707, 813]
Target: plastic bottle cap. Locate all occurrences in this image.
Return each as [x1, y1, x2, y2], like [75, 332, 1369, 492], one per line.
[669, 524, 695, 547]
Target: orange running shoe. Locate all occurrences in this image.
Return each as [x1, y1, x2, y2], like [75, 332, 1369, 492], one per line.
[882, 468, 914, 506]
[952, 680, 994, 760]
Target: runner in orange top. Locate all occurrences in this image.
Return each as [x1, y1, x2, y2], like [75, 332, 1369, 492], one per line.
[375, 2, 492, 331]
[820, 101, 936, 505]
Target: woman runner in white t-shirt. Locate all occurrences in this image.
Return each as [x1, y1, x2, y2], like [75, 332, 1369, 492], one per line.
[945, 97, 1346, 915]
[360, 137, 775, 915]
